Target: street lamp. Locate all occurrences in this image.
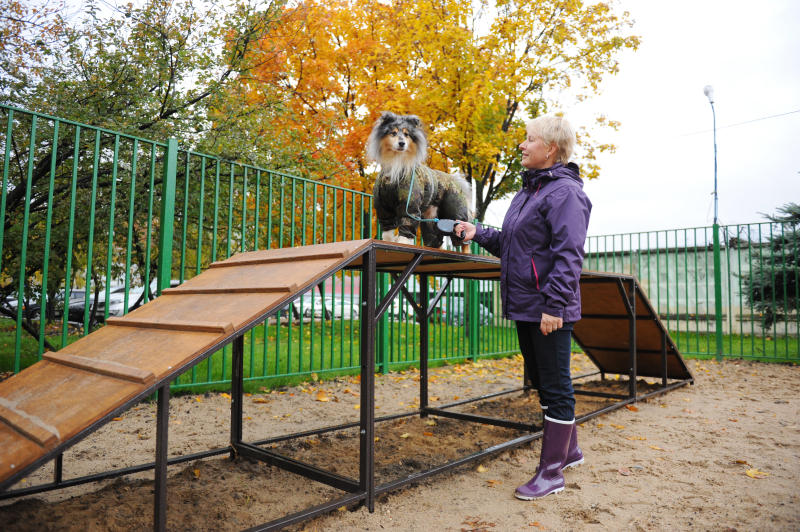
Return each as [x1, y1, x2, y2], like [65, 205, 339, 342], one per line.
[703, 85, 718, 224]
[704, 84, 723, 361]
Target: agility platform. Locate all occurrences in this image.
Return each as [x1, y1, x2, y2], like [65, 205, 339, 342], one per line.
[0, 239, 692, 531]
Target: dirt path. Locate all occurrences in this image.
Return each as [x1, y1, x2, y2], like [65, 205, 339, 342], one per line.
[1, 355, 798, 531]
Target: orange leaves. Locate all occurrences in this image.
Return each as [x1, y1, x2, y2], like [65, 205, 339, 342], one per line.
[625, 404, 639, 412]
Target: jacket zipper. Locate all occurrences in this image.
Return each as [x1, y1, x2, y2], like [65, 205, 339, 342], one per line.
[531, 257, 540, 290]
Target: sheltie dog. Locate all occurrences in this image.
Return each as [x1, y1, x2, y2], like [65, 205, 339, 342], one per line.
[367, 111, 472, 249]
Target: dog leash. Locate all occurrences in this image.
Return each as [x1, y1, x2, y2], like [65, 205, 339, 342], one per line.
[403, 168, 464, 237]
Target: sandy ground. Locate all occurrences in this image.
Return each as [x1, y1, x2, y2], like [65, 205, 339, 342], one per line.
[1, 353, 798, 531]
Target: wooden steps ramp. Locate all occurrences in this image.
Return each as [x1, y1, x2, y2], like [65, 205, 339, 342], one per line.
[0, 239, 373, 489]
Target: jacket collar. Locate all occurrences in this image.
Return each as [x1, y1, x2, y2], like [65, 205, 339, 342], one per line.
[522, 162, 580, 190]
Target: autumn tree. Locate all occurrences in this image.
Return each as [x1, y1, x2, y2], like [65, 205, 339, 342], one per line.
[245, 0, 639, 220]
[0, 0, 297, 338]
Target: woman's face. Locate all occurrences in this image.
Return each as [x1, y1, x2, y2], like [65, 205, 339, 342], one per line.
[519, 130, 554, 170]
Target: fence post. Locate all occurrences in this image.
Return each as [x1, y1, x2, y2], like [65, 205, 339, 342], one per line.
[468, 241, 479, 360]
[712, 223, 724, 361]
[157, 138, 178, 295]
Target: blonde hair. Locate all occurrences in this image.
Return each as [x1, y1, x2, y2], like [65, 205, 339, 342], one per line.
[526, 115, 575, 164]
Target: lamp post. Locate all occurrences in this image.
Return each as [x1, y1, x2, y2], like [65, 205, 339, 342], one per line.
[704, 85, 724, 361]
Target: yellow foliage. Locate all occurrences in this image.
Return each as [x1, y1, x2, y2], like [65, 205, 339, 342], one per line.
[243, 0, 639, 217]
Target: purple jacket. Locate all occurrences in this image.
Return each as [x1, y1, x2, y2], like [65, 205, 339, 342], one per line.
[473, 162, 591, 322]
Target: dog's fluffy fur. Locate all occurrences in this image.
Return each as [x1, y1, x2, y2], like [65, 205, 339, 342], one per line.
[367, 111, 471, 248]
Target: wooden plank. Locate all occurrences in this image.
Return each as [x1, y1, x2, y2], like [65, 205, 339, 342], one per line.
[0, 402, 59, 449]
[0, 425, 48, 481]
[208, 251, 347, 269]
[106, 317, 234, 334]
[161, 284, 297, 295]
[42, 351, 155, 385]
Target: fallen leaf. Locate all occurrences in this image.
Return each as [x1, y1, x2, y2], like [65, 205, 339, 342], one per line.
[112, 417, 123, 421]
[530, 522, 546, 529]
[476, 464, 488, 473]
[626, 435, 647, 441]
[745, 468, 769, 479]
[734, 459, 750, 465]
[220, 393, 231, 400]
[192, 469, 200, 479]
[423, 431, 434, 436]
[649, 445, 666, 451]
[683, 408, 694, 414]
[486, 479, 501, 487]
[195, 397, 202, 402]
[315, 391, 330, 402]
[311, 372, 319, 382]
[596, 423, 605, 428]
[618, 467, 631, 476]
[610, 424, 625, 429]
[625, 405, 639, 412]
[252, 397, 269, 404]
[729, 418, 738, 422]
[426, 420, 437, 426]
[400, 433, 410, 439]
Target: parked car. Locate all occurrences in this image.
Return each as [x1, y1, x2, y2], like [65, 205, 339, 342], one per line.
[438, 296, 493, 326]
[66, 280, 178, 323]
[302, 296, 360, 320]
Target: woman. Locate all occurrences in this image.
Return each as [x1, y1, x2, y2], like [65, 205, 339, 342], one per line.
[455, 114, 591, 500]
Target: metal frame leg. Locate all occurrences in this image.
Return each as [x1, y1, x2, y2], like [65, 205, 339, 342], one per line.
[154, 384, 170, 532]
[418, 274, 429, 416]
[360, 247, 376, 512]
[231, 335, 244, 457]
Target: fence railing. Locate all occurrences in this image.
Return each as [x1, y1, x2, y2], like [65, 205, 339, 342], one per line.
[0, 105, 518, 388]
[585, 224, 799, 362]
[2, 105, 796, 387]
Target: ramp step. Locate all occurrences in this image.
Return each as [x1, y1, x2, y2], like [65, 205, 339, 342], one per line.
[106, 317, 234, 334]
[43, 351, 156, 385]
[208, 251, 347, 268]
[161, 285, 297, 295]
[0, 403, 59, 449]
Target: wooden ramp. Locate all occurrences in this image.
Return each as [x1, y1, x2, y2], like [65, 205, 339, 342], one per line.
[0, 240, 691, 496]
[0, 240, 377, 489]
[575, 272, 692, 381]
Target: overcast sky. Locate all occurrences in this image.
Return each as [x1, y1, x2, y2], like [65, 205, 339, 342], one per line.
[484, 0, 800, 236]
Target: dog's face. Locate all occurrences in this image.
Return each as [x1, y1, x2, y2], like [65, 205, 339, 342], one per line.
[366, 111, 427, 173]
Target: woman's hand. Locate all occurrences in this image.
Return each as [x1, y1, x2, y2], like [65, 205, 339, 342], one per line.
[540, 313, 563, 336]
[454, 220, 476, 243]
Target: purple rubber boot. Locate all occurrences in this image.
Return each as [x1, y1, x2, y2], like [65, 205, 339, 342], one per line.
[542, 406, 583, 470]
[563, 423, 584, 470]
[515, 417, 573, 500]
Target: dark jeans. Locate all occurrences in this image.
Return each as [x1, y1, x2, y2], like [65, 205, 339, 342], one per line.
[515, 321, 575, 422]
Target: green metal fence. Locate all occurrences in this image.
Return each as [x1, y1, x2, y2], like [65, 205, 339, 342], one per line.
[0, 105, 518, 389]
[585, 224, 799, 362]
[2, 105, 796, 388]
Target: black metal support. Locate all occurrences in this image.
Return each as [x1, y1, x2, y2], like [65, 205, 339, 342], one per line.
[424, 407, 538, 432]
[231, 335, 244, 458]
[360, 246, 377, 512]
[630, 278, 638, 400]
[154, 384, 170, 532]
[661, 331, 668, 387]
[236, 442, 360, 492]
[376, 254, 422, 319]
[419, 274, 429, 417]
[53, 453, 62, 484]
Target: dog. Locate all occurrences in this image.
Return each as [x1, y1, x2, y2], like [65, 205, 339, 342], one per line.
[367, 111, 472, 249]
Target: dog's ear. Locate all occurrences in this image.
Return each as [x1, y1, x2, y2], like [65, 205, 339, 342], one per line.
[406, 115, 422, 128]
[379, 111, 397, 124]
